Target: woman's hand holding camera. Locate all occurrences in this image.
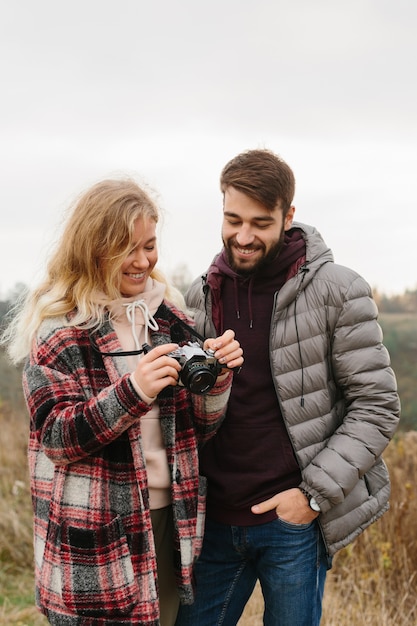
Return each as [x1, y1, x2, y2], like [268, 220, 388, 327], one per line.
[132, 343, 182, 399]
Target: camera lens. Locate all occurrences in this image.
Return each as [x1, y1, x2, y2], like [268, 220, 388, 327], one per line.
[181, 359, 217, 395]
[187, 369, 216, 395]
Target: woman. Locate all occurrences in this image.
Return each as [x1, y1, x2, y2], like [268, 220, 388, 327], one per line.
[3, 178, 243, 625]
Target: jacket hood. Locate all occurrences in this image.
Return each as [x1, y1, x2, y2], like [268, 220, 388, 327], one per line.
[273, 221, 334, 309]
[294, 221, 333, 268]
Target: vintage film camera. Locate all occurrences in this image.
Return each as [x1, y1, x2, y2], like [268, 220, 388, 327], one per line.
[144, 341, 223, 395]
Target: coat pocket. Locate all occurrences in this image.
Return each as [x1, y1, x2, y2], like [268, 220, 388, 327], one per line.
[60, 515, 139, 617]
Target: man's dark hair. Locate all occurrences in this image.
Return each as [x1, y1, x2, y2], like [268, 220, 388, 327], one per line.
[220, 149, 295, 213]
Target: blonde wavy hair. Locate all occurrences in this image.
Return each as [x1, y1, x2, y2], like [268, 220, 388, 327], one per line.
[3, 178, 185, 364]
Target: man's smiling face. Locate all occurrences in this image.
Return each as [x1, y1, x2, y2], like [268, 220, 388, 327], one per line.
[221, 186, 295, 275]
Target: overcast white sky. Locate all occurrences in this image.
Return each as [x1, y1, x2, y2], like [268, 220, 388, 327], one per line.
[1, 0, 416, 299]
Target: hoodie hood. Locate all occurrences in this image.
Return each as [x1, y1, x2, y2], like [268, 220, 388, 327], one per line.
[202, 222, 333, 331]
[208, 221, 332, 283]
[207, 226, 307, 328]
[108, 278, 166, 351]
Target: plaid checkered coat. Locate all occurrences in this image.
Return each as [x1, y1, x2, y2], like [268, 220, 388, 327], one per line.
[24, 302, 232, 625]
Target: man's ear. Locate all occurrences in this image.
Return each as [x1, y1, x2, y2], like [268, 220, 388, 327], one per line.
[284, 205, 296, 230]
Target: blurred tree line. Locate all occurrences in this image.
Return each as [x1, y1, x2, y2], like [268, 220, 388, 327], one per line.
[373, 287, 417, 314]
[1, 278, 416, 429]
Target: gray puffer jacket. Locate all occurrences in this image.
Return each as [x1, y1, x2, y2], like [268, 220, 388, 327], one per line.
[186, 222, 400, 556]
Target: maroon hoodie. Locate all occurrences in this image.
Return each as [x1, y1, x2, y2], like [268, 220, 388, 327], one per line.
[200, 229, 306, 525]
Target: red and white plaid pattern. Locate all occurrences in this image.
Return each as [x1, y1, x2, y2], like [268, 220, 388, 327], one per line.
[24, 303, 231, 624]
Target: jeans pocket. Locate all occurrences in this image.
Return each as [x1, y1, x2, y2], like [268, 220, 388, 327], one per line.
[276, 517, 315, 530]
[60, 515, 139, 617]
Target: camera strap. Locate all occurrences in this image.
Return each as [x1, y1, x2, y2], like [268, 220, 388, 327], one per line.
[89, 308, 207, 357]
[168, 310, 206, 343]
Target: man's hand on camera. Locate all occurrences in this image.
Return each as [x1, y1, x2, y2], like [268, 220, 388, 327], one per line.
[204, 329, 244, 372]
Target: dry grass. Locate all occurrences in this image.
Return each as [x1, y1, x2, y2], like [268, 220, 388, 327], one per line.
[0, 406, 48, 625]
[1, 405, 417, 625]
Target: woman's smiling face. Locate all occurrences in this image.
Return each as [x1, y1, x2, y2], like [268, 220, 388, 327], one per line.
[119, 218, 158, 297]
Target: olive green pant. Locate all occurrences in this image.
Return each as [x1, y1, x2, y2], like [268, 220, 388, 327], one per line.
[150, 505, 180, 626]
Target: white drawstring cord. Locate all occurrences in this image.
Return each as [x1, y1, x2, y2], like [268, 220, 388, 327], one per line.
[124, 300, 159, 349]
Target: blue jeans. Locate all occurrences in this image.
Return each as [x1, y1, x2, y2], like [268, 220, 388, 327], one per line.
[175, 517, 330, 626]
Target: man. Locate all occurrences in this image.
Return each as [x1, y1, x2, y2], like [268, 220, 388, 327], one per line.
[175, 149, 400, 626]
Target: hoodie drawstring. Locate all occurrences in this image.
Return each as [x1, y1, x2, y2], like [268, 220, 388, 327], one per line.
[231, 275, 255, 328]
[124, 299, 159, 349]
[247, 277, 254, 329]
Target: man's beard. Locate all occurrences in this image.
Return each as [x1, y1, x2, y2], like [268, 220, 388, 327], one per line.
[223, 228, 286, 277]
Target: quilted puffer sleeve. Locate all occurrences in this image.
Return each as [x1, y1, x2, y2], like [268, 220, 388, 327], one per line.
[301, 274, 400, 513]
